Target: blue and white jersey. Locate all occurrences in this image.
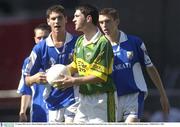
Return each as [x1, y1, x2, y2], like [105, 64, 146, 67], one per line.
[112, 31, 153, 96]
[17, 57, 48, 122]
[17, 57, 32, 96]
[24, 32, 77, 110]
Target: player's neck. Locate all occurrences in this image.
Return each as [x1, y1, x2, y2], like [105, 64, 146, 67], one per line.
[83, 25, 97, 42]
[51, 31, 66, 48]
[106, 30, 120, 44]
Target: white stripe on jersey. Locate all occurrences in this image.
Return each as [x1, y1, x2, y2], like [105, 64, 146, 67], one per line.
[133, 63, 148, 92]
[17, 71, 25, 94]
[24, 51, 37, 75]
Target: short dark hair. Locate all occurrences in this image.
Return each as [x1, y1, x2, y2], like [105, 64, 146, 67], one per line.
[99, 8, 119, 21]
[46, 5, 66, 18]
[75, 4, 99, 25]
[34, 23, 51, 35]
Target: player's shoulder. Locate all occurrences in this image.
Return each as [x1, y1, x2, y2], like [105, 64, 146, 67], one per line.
[76, 35, 84, 41]
[127, 34, 143, 41]
[127, 34, 144, 46]
[37, 39, 47, 47]
[75, 35, 84, 47]
[98, 35, 111, 47]
[23, 57, 29, 63]
[100, 34, 109, 41]
[68, 33, 79, 46]
[23, 57, 29, 65]
[21, 57, 30, 69]
[32, 39, 48, 53]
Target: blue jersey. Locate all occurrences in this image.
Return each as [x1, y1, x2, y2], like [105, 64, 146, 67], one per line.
[17, 57, 48, 122]
[24, 32, 77, 110]
[112, 31, 153, 96]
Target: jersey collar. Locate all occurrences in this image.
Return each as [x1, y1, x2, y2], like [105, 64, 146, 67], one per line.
[119, 30, 128, 43]
[83, 28, 102, 46]
[46, 32, 73, 47]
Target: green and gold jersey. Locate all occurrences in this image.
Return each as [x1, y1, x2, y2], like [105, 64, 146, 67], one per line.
[71, 30, 115, 95]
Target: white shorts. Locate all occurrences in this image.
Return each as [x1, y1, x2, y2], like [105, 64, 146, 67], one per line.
[48, 101, 80, 123]
[64, 99, 80, 123]
[64, 86, 79, 123]
[117, 92, 146, 121]
[48, 86, 80, 123]
[74, 92, 116, 123]
[48, 108, 65, 122]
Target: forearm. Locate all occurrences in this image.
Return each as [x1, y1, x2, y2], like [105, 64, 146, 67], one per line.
[147, 66, 170, 113]
[146, 66, 166, 96]
[25, 72, 47, 86]
[54, 72, 105, 89]
[73, 75, 104, 86]
[25, 75, 36, 86]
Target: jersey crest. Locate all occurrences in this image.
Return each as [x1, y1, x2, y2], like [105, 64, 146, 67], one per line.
[49, 57, 56, 66]
[127, 51, 134, 60]
[85, 52, 92, 61]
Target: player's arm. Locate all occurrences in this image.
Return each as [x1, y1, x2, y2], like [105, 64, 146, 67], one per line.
[19, 95, 31, 122]
[59, 60, 106, 88]
[73, 75, 104, 85]
[25, 72, 47, 86]
[56, 63, 104, 88]
[146, 65, 170, 114]
[25, 45, 47, 86]
[54, 74, 104, 89]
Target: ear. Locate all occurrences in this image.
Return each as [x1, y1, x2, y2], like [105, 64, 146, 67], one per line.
[86, 15, 92, 23]
[115, 19, 120, 26]
[47, 19, 50, 25]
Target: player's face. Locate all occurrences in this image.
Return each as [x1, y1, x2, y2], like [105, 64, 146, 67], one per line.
[47, 11, 67, 33]
[34, 29, 49, 43]
[99, 14, 119, 35]
[73, 10, 86, 31]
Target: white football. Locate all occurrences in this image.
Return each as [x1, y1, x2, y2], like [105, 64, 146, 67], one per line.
[46, 64, 71, 85]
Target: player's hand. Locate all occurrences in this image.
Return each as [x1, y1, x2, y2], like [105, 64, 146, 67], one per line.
[32, 72, 47, 84]
[53, 75, 75, 89]
[19, 112, 28, 122]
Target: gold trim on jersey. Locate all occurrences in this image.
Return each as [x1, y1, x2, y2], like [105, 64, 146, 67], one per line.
[71, 58, 110, 81]
[88, 69, 107, 81]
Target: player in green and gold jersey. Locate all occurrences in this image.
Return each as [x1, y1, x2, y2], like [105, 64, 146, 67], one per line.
[54, 4, 116, 123]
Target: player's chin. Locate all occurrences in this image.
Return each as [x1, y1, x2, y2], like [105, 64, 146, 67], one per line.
[103, 31, 110, 35]
[75, 25, 83, 31]
[75, 27, 80, 31]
